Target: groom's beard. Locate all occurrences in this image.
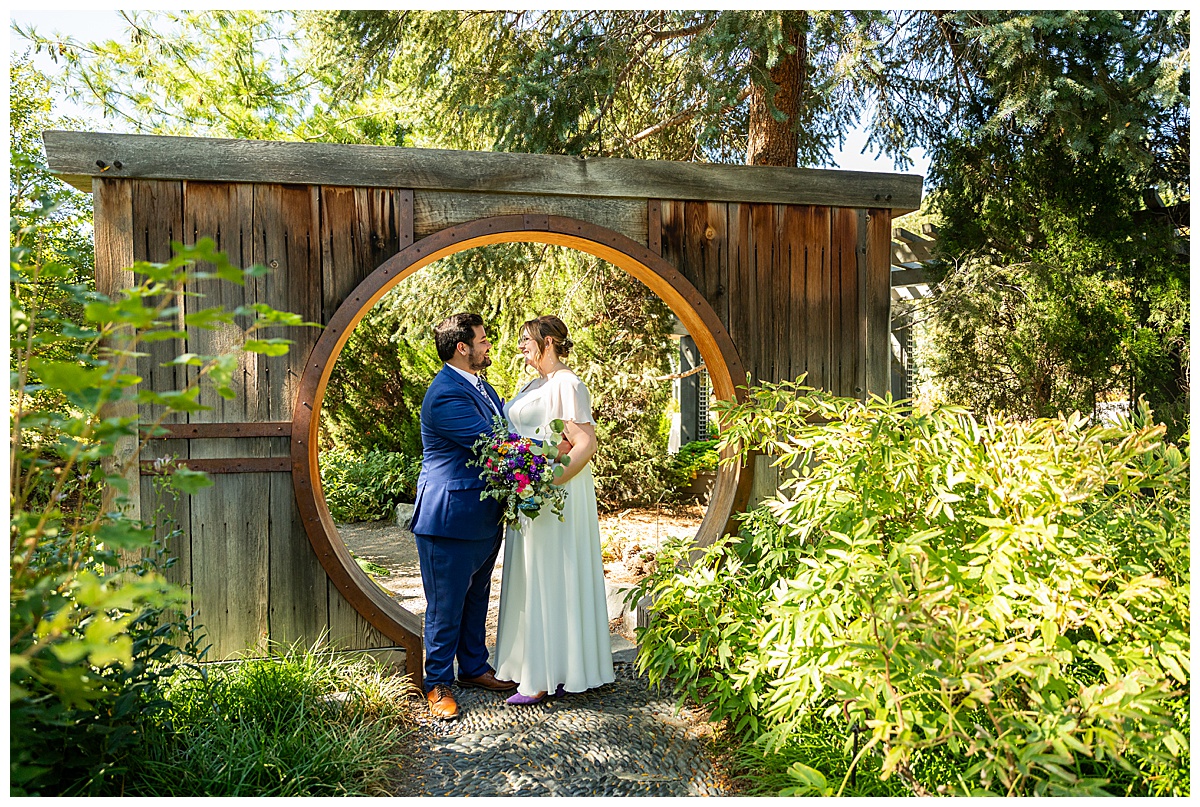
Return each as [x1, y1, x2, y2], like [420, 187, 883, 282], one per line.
[468, 348, 492, 373]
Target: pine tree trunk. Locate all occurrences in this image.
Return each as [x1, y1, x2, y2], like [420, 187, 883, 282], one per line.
[746, 13, 807, 167]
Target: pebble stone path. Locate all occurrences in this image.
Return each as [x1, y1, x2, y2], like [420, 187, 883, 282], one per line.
[391, 660, 730, 797]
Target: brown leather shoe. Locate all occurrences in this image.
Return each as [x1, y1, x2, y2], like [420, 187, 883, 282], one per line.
[426, 684, 459, 720]
[457, 669, 518, 692]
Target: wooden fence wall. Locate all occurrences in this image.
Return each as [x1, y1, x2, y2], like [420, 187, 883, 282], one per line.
[92, 174, 894, 664]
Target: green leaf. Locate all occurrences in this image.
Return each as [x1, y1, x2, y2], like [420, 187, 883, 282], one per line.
[243, 337, 292, 356]
[169, 467, 214, 494]
[28, 359, 108, 393]
[141, 329, 189, 342]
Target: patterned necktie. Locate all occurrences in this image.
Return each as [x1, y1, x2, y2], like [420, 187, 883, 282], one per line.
[476, 375, 496, 414]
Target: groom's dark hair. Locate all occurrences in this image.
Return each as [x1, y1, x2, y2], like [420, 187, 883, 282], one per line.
[433, 312, 485, 362]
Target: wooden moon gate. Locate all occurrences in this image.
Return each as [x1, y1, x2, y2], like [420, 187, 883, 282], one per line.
[291, 216, 753, 685]
[43, 130, 921, 681]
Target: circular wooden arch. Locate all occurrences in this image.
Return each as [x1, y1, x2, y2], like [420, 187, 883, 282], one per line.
[290, 215, 752, 675]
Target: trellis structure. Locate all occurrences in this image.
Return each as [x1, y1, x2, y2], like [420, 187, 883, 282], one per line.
[45, 130, 922, 685]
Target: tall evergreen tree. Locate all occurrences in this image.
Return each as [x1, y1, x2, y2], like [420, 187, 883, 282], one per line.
[922, 11, 1189, 433]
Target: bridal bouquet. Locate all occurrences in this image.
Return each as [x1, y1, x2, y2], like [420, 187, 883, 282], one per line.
[470, 415, 571, 527]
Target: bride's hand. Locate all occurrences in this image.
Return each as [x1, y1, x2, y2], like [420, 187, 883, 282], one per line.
[555, 437, 573, 458]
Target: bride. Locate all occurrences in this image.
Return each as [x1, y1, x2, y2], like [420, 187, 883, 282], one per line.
[494, 315, 615, 704]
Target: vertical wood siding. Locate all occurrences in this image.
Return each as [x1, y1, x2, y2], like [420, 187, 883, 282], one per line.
[658, 200, 886, 397]
[128, 180, 412, 660]
[115, 177, 892, 662]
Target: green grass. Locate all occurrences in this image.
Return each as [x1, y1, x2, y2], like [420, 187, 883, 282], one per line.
[121, 643, 416, 796]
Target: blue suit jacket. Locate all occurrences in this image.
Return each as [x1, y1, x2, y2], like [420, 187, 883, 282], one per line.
[410, 365, 506, 540]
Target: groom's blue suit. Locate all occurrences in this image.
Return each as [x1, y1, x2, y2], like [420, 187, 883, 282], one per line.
[411, 365, 507, 691]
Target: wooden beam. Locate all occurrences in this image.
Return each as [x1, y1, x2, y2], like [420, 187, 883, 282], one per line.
[144, 422, 292, 439]
[890, 267, 933, 287]
[43, 130, 924, 213]
[140, 457, 292, 474]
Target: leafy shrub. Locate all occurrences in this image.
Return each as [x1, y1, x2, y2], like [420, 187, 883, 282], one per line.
[10, 212, 313, 794]
[661, 438, 720, 496]
[321, 305, 438, 456]
[121, 645, 415, 796]
[320, 449, 422, 523]
[635, 379, 1190, 797]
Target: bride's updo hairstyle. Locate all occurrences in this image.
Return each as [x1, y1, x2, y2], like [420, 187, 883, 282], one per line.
[522, 315, 574, 360]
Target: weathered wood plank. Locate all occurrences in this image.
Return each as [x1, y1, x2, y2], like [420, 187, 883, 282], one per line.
[413, 190, 648, 245]
[751, 204, 778, 382]
[319, 186, 374, 322]
[782, 204, 807, 387]
[179, 181, 272, 659]
[139, 459, 192, 616]
[658, 199, 683, 271]
[269, 468, 329, 647]
[770, 205, 791, 383]
[727, 203, 758, 384]
[252, 184, 321, 422]
[93, 179, 141, 522]
[803, 206, 832, 392]
[182, 181, 262, 423]
[45, 130, 925, 212]
[327, 580, 405, 651]
[866, 208, 893, 396]
[647, 199, 661, 255]
[187, 471, 270, 659]
[856, 210, 871, 400]
[132, 180, 187, 425]
[834, 207, 862, 398]
[890, 267, 933, 287]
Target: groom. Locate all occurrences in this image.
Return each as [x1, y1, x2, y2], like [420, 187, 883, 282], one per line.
[411, 312, 517, 720]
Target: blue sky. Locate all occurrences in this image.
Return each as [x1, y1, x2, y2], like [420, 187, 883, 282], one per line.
[10, 8, 930, 178]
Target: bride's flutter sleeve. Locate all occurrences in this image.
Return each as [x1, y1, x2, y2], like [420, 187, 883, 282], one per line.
[554, 375, 595, 425]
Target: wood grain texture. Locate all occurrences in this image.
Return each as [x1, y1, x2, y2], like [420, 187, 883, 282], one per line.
[183, 181, 262, 423]
[866, 208, 893, 396]
[45, 129, 924, 212]
[647, 199, 661, 255]
[798, 206, 826, 391]
[833, 207, 862, 398]
[751, 204, 778, 382]
[269, 469, 329, 647]
[414, 190, 647, 244]
[139, 457, 291, 474]
[727, 203, 756, 384]
[252, 184, 321, 422]
[179, 181, 272, 659]
[93, 179, 141, 522]
[146, 422, 292, 439]
[781, 204, 807, 389]
[132, 180, 186, 424]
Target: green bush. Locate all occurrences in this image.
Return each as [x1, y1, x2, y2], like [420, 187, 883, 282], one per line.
[663, 438, 720, 493]
[635, 379, 1189, 797]
[120, 645, 415, 796]
[10, 212, 314, 795]
[320, 449, 421, 523]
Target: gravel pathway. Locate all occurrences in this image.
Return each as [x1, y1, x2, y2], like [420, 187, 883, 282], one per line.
[337, 518, 733, 797]
[392, 661, 730, 797]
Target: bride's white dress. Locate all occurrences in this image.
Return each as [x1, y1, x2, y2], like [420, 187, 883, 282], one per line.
[494, 370, 615, 696]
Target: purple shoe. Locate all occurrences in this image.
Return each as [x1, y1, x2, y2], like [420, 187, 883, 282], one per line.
[506, 684, 566, 705]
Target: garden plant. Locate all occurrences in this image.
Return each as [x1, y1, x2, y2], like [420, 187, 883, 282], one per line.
[8, 208, 404, 795]
[634, 379, 1189, 797]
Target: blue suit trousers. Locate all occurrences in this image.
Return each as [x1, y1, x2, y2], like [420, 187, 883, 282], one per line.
[415, 528, 503, 690]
